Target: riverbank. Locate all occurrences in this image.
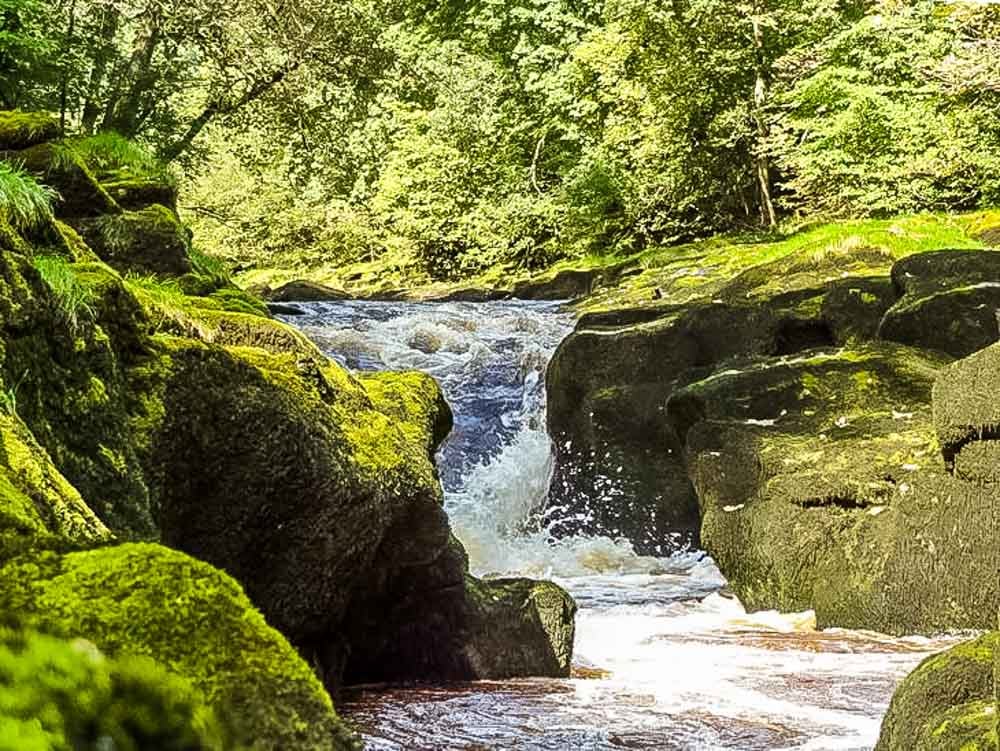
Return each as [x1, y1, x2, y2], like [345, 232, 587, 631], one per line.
[240, 211, 1000, 310]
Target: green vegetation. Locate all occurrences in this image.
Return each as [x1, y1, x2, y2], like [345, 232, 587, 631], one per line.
[31, 255, 95, 330]
[0, 162, 55, 231]
[0, 628, 223, 751]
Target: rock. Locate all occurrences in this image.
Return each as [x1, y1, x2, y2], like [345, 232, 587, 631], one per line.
[0, 111, 59, 151]
[879, 250, 1000, 358]
[673, 344, 997, 633]
[932, 341, 1000, 457]
[8, 142, 121, 218]
[266, 279, 351, 302]
[100, 172, 179, 215]
[819, 277, 897, 344]
[875, 632, 998, 751]
[341, 536, 576, 683]
[76, 204, 193, 276]
[512, 261, 639, 301]
[0, 629, 223, 750]
[0, 543, 359, 750]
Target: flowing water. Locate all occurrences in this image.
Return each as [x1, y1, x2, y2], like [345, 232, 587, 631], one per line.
[280, 300, 962, 751]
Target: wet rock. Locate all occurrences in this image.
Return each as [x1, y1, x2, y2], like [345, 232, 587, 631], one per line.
[266, 279, 351, 302]
[674, 344, 997, 634]
[879, 249, 1000, 358]
[408, 329, 443, 354]
[512, 261, 639, 301]
[875, 632, 998, 751]
[341, 535, 576, 683]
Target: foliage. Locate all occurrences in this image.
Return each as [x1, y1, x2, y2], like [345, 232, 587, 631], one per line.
[64, 131, 173, 184]
[0, 628, 223, 751]
[0, 162, 55, 231]
[32, 255, 95, 331]
[0, 0, 58, 109]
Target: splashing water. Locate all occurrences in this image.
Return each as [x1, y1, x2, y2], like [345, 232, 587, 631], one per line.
[281, 299, 962, 751]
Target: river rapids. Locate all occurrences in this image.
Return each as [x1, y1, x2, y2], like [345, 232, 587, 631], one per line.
[280, 299, 961, 751]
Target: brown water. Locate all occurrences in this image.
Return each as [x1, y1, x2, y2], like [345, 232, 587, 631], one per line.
[282, 301, 963, 751]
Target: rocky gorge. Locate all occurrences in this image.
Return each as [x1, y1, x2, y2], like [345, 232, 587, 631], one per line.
[0, 106, 997, 750]
[0, 111, 575, 749]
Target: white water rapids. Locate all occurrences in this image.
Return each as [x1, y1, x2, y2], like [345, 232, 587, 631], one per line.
[280, 299, 961, 751]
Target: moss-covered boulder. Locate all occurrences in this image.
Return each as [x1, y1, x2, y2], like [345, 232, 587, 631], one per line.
[7, 142, 121, 219]
[100, 171, 179, 215]
[875, 632, 998, 751]
[77, 204, 193, 276]
[0, 543, 358, 750]
[0, 628, 223, 751]
[0, 111, 59, 151]
[265, 279, 351, 302]
[672, 344, 997, 633]
[879, 249, 1000, 358]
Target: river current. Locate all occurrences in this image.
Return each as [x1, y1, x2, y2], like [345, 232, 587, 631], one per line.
[280, 299, 960, 751]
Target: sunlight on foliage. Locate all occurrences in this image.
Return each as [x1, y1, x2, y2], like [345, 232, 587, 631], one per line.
[0, 162, 55, 231]
[32, 255, 95, 331]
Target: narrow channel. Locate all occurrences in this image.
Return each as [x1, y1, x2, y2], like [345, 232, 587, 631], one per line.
[280, 299, 960, 751]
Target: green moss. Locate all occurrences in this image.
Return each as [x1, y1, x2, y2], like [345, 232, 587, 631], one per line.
[0, 162, 56, 232]
[0, 628, 223, 751]
[14, 142, 120, 219]
[876, 633, 998, 751]
[79, 204, 191, 277]
[0, 111, 58, 151]
[0, 543, 358, 750]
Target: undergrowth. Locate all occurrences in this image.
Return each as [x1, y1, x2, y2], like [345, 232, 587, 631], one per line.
[32, 256, 95, 331]
[0, 162, 56, 231]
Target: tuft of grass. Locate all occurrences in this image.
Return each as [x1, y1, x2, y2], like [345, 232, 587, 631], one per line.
[190, 247, 230, 282]
[0, 371, 28, 416]
[63, 132, 174, 183]
[0, 162, 57, 231]
[32, 255, 96, 331]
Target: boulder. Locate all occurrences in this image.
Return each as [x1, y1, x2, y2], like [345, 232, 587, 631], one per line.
[875, 632, 998, 751]
[932, 341, 1000, 459]
[266, 279, 351, 302]
[100, 172, 179, 215]
[879, 250, 1000, 358]
[8, 142, 121, 218]
[673, 344, 997, 633]
[76, 204, 193, 276]
[0, 111, 59, 151]
[0, 544, 358, 750]
[341, 535, 575, 683]
[0, 629, 223, 750]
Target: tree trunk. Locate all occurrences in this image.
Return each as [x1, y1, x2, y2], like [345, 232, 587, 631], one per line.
[751, 4, 777, 228]
[105, 17, 162, 137]
[81, 9, 121, 133]
[58, 0, 77, 132]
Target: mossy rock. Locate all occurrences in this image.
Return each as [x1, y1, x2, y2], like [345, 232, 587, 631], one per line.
[143, 337, 451, 646]
[889, 248, 1000, 298]
[0, 412, 110, 558]
[0, 543, 358, 750]
[876, 632, 998, 751]
[0, 628, 223, 751]
[342, 533, 576, 683]
[675, 344, 997, 633]
[933, 341, 1000, 456]
[7, 142, 121, 219]
[100, 171, 179, 215]
[76, 204, 193, 277]
[0, 111, 59, 151]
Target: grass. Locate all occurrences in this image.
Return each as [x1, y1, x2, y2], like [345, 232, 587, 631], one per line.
[32, 256, 96, 332]
[0, 162, 57, 232]
[190, 247, 230, 282]
[62, 132, 174, 183]
[0, 371, 28, 416]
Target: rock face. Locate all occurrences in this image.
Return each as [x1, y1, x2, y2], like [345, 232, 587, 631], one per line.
[547, 241, 1000, 632]
[876, 632, 998, 751]
[0, 112, 576, 747]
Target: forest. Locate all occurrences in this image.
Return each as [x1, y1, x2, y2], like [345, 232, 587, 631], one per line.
[5, 0, 1000, 279]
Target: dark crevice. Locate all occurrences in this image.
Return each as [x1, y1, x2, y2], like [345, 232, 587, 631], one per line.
[942, 425, 1000, 470]
[774, 319, 835, 356]
[796, 495, 875, 510]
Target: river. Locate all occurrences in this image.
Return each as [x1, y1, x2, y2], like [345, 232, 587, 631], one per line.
[279, 299, 960, 751]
